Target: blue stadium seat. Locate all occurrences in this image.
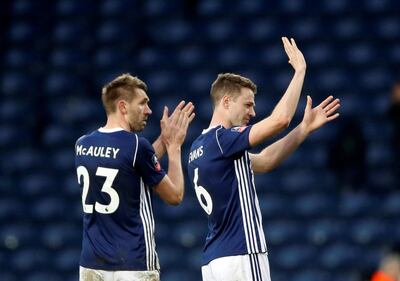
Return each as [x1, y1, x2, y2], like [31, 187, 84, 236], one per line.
[346, 43, 375, 65]
[1, 72, 35, 96]
[367, 168, 397, 191]
[4, 49, 44, 69]
[363, 0, 393, 12]
[0, 98, 29, 122]
[389, 43, 400, 63]
[42, 124, 75, 147]
[0, 273, 17, 281]
[187, 72, 214, 96]
[31, 196, 67, 221]
[376, 17, 400, 39]
[0, 223, 37, 249]
[275, 244, 316, 271]
[26, 271, 62, 281]
[99, 0, 136, 16]
[290, 18, 321, 40]
[7, 21, 35, 43]
[319, 243, 362, 270]
[97, 21, 130, 43]
[143, 0, 177, 17]
[205, 20, 235, 42]
[0, 124, 18, 147]
[45, 72, 83, 96]
[367, 142, 393, 167]
[281, 169, 320, 193]
[41, 223, 81, 250]
[172, 221, 207, 249]
[247, 19, 278, 42]
[94, 47, 130, 69]
[350, 218, 389, 245]
[293, 269, 330, 281]
[293, 193, 336, 217]
[50, 48, 89, 69]
[12, 0, 38, 15]
[56, 0, 93, 15]
[382, 192, 400, 216]
[305, 43, 334, 66]
[265, 220, 305, 246]
[198, 0, 224, 17]
[306, 219, 347, 245]
[53, 247, 80, 272]
[20, 173, 56, 197]
[10, 248, 48, 273]
[0, 198, 24, 222]
[148, 20, 192, 44]
[1, 148, 42, 174]
[53, 21, 90, 45]
[320, 0, 350, 13]
[339, 192, 378, 217]
[157, 245, 185, 270]
[332, 18, 363, 39]
[216, 46, 245, 67]
[258, 193, 291, 219]
[137, 47, 168, 69]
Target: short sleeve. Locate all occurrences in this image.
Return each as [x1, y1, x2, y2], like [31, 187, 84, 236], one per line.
[135, 137, 166, 187]
[216, 125, 252, 157]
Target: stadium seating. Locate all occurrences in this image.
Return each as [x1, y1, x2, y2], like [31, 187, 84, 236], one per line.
[1, 0, 399, 280]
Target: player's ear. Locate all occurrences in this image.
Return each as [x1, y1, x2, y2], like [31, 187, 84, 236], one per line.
[222, 95, 230, 109]
[118, 100, 128, 115]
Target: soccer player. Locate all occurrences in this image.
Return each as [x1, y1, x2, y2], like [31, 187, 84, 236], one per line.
[187, 37, 340, 281]
[75, 73, 195, 281]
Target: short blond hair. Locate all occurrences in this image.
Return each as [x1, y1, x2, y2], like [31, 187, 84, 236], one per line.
[210, 73, 257, 105]
[101, 73, 148, 115]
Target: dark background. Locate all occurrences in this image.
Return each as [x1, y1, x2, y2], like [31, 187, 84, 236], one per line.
[1, 0, 399, 280]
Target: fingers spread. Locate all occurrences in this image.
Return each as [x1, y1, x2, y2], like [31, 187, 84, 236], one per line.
[326, 103, 341, 116]
[282, 37, 294, 57]
[188, 112, 195, 124]
[171, 101, 186, 118]
[319, 95, 334, 108]
[306, 95, 312, 110]
[162, 106, 169, 120]
[324, 98, 340, 112]
[291, 38, 298, 49]
[327, 113, 340, 121]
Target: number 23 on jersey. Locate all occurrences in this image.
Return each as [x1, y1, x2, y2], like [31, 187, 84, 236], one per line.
[77, 166, 120, 214]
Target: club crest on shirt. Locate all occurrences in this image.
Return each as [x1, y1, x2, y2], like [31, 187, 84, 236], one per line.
[231, 126, 246, 133]
[152, 154, 161, 171]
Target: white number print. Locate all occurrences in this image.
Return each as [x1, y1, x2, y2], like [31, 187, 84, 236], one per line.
[77, 166, 120, 214]
[193, 168, 213, 215]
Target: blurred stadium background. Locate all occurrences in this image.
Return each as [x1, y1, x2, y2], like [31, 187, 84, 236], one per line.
[1, 0, 400, 280]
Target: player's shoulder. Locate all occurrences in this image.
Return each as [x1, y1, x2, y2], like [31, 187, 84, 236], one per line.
[137, 136, 154, 151]
[217, 125, 251, 137]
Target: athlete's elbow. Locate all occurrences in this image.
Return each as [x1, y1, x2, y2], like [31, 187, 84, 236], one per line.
[167, 189, 184, 206]
[277, 116, 290, 129]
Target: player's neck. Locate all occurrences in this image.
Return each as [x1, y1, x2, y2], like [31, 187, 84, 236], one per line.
[209, 110, 232, 129]
[103, 115, 130, 132]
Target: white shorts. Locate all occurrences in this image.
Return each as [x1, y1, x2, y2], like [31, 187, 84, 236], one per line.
[201, 253, 271, 281]
[79, 266, 160, 281]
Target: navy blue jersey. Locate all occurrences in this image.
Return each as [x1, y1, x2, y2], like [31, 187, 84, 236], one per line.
[187, 125, 267, 265]
[75, 127, 166, 271]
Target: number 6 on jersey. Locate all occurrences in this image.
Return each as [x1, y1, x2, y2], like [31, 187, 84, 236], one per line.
[193, 168, 213, 215]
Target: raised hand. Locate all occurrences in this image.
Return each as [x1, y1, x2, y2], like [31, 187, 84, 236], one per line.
[302, 95, 340, 134]
[160, 101, 195, 148]
[282, 37, 306, 72]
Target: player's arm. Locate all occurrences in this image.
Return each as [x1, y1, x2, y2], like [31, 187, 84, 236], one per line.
[250, 95, 340, 173]
[154, 107, 193, 205]
[152, 101, 195, 159]
[249, 37, 307, 147]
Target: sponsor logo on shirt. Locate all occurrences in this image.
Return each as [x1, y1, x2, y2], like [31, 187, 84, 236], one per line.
[231, 126, 246, 133]
[152, 154, 161, 171]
